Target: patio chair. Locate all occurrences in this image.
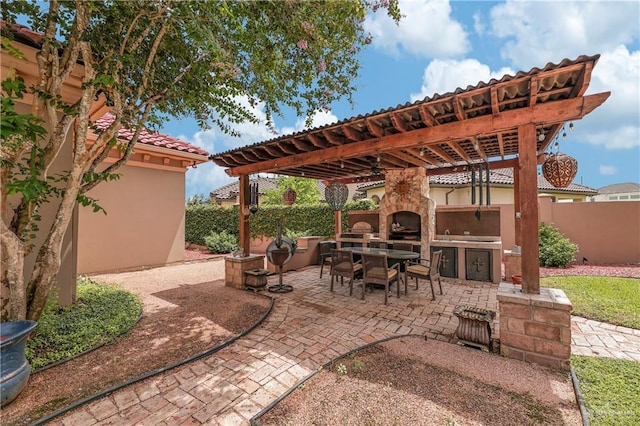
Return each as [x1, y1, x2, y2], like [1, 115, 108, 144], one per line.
[330, 249, 363, 295]
[318, 240, 337, 278]
[361, 252, 401, 305]
[406, 250, 443, 300]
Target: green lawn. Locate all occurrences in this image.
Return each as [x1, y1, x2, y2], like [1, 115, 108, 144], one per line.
[542, 276, 640, 425]
[541, 276, 640, 329]
[572, 356, 640, 426]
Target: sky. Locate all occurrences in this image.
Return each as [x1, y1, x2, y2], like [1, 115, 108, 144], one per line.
[157, 0, 640, 199]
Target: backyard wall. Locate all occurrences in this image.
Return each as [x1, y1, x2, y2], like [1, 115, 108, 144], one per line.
[538, 198, 640, 265]
[77, 165, 186, 274]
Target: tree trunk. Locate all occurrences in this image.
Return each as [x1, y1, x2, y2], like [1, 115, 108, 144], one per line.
[25, 168, 83, 321]
[1, 222, 27, 321]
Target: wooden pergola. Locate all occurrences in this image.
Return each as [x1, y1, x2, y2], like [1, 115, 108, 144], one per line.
[211, 55, 609, 294]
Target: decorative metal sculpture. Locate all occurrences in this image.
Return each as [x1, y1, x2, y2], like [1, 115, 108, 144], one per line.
[266, 221, 296, 293]
[542, 152, 578, 188]
[325, 181, 349, 210]
[283, 187, 297, 205]
[249, 181, 259, 214]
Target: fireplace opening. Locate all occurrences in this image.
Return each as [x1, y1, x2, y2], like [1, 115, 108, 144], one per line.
[388, 211, 421, 241]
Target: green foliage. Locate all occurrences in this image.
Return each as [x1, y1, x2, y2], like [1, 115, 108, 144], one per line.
[345, 198, 378, 211]
[262, 177, 322, 205]
[284, 228, 312, 245]
[185, 204, 239, 245]
[186, 194, 210, 205]
[25, 277, 142, 370]
[1, 0, 400, 321]
[185, 203, 339, 244]
[204, 230, 239, 254]
[541, 276, 640, 329]
[538, 223, 578, 268]
[336, 363, 347, 376]
[572, 356, 640, 426]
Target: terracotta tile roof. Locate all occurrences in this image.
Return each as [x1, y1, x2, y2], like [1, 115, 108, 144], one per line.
[357, 168, 597, 194]
[210, 177, 328, 201]
[1, 20, 43, 47]
[95, 113, 208, 157]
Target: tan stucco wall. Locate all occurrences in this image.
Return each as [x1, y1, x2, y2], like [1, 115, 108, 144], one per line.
[77, 165, 186, 274]
[2, 102, 78, 306]
[366, 185, 588, 206]
[538, 198, 640, 264]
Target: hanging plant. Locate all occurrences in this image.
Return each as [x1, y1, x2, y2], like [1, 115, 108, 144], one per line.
[283, 187, 297, 205]
[542, 152, 578, 188]
[324, 181, 349, 210]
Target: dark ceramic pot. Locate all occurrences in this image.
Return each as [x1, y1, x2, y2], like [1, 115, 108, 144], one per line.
[1, 320, 38, 407]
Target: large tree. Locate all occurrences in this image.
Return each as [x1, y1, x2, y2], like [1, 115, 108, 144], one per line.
[262, 176, 322, 205]
[0, 1, 399, 321]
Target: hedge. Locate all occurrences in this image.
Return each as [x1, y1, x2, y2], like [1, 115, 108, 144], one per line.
[186, 204, 350, 245]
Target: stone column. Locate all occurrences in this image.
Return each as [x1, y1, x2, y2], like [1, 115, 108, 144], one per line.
[224, 254, 266, 289]
[497, 283, 572, 370]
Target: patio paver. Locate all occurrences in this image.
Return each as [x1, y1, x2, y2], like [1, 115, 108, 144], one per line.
[50, 262, 640, 425]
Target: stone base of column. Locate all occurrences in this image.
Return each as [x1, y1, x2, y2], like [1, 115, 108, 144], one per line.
[225, 254, 266, 289]
[497, 283, 572, 370]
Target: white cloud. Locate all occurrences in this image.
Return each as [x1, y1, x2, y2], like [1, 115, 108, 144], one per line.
[365, 0, 469, 58]
[410, 58, 514, 101]
[489, 1, 640, 69]
[583, 125, 640, 150]
[599, 165, 618, 176]
[281, 110, 339, 135]
[181, 99, 338, 197]
[473, 12, 485, 36]
[570, 46, 640, 150]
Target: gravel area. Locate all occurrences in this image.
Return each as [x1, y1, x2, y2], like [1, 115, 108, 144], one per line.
[258, 336, 582, 425]
[540, 263, 640, 278]
[1, 259, 270, 426]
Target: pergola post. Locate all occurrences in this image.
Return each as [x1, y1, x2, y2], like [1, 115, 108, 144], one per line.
[334, 210, 342, 239]
[513, 166, 522, 246]
[517, 124, 540, 294]
[238, 174, 250, 255]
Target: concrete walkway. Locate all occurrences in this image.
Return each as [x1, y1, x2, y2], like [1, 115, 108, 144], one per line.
[52, 261, 639, 425]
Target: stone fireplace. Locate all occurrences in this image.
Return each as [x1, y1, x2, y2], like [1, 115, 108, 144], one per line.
[379, 168, 436, 260]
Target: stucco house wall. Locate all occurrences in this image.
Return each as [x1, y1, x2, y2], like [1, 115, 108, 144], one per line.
[77, 165, 187, 274]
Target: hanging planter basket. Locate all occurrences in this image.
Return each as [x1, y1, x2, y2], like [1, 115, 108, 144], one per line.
[542, 152, 578, 188]
[324, 181, 349, 210]
[283, 187, 297, 205]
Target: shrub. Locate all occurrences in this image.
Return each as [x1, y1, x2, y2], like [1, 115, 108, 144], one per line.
[284, 228, 312, 246]
[539, 223, 578, 268]
[204, 230, 239, 254]
[344, 198, 377, 211]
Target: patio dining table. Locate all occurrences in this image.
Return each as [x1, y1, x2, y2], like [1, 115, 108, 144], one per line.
[340, 246, 420, 293]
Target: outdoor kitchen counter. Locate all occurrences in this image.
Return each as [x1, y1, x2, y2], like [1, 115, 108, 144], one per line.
[431, 238, 502, 284]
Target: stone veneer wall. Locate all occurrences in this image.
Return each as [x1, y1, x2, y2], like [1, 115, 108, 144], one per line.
[225, 254, 265, 289]
[497, 283, 572, 370]
[379, 168, 436, 261]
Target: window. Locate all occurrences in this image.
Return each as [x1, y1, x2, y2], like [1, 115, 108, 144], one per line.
[609, 196, 618, 200]
[619, 195, 629, 200]
[630, 194, 640, 199]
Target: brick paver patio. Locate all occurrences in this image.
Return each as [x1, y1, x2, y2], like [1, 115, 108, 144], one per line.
[51, 262, 639, 425]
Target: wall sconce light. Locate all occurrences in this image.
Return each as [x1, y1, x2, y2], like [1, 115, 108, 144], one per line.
[419, 147, 425, 157]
